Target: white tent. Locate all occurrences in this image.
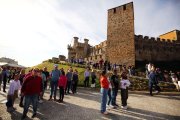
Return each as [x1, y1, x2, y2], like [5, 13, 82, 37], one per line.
[0, 62, 26, 68]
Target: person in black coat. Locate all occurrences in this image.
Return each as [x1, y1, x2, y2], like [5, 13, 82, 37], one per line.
[72, 69, 79, 94]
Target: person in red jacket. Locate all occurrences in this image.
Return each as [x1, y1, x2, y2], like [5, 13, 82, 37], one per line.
[21, 68, 42, 120]
[100, 70, 109, 115]
[58, 70, 67, 103]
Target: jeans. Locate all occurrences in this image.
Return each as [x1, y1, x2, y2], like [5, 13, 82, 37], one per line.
[100, 88, 108, 113]
[149, 82, 160, 95]
[50, 81, 58, 98]
[23, 94, 39, 115]
[107, 89, 112, 105]
[65, 81, 71, 93]
[111, 88, 118, 105]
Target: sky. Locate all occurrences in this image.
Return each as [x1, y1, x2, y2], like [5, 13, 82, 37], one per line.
[0, 0, 179, 67]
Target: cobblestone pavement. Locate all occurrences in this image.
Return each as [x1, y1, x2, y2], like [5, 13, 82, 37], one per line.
[0, 85, 180, 120]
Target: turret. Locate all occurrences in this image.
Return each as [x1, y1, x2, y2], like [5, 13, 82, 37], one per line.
[73, 37, 79, 46]
[84, 38, 89, 44]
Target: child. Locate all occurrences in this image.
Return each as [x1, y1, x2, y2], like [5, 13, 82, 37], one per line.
[120, 73, 130, 110]
[6, 73, 21, 112]
[58, 71, 67, 102]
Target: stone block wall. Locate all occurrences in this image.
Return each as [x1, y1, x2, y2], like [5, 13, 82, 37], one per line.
[107, 2, 135, 66]
[135, 35, 180, 62]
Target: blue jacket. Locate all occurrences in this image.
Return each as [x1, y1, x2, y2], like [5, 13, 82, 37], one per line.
[66, 72, 73, 81]
[51, 70, 61, 81]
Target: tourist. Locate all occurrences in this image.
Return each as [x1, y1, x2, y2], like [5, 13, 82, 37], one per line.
[100, 71, 109, 115]
[21, 68, 43, 119]
[58, 70, 67, 102]
[171, 73, 179, 91]
[6, 73, 21, 112]
[120, 73, 131, 110]
[110, 69, 119, 107]
[103, 60, 108, 72]
[65, 68, 73, 94]
[99, 59, 104, 70]
[39, 69, 46, 102]
[18, 69, 26, 107]
[128, 66, 132, 76]
[91, 69, 96, 88]
[42, 67, 50, 90]
[72, 69, 78, 94]
[107, 61, 111, 71]
[49, 65, 61, 101]
[163, 70, 170, 82]
[2, 67, 8, 92]
[84, 67, 90, 87]
[148, 67, 160, 96]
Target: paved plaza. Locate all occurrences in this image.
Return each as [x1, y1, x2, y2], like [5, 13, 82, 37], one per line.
[0, 85, 180, 120]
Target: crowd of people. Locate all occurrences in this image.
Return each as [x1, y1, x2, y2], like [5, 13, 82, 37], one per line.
[146, 63, 180, 92]
[99, 70, 131, 115]
[0, 61, 179, 118]
[0, 65, 79, 119]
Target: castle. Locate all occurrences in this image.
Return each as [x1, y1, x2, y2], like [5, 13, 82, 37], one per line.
[67, 2, 180, 67]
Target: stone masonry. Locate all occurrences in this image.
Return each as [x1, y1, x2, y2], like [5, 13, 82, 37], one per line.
[107, 2, 135, 66]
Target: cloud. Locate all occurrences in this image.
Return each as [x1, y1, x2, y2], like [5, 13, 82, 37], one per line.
[0, 0, 179, 67]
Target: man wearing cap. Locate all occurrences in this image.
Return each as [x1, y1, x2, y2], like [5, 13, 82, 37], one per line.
[21, 68, 42, 119]
[49, 65, 61, 101]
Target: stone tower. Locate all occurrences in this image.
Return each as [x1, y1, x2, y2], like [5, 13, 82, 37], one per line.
[107, 2, 135, 66]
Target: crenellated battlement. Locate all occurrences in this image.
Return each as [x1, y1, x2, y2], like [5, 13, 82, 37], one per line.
[135, 35, 179, 44]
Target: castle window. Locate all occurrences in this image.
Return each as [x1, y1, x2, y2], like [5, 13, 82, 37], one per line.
[123, 5, 126, 11]
[113, 8, 116, 13]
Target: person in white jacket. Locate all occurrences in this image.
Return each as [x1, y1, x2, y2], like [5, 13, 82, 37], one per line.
[6, 73, 21, 112]
[120, 73, 130, 110]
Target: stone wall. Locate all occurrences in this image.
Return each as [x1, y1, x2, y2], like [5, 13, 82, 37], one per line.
[135, 35, 180, 62]
[107, 2, 135, 66]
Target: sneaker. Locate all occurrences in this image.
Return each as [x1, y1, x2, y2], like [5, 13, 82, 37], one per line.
[109, 105, 115, 109]
[102, 111, 108, 115]
[31, 113, 37, 118]
[39, 100, 43, 103]
[123, 106, 127, 110]
[155, 91, 159, 93]
[121, 106, 127, 110]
